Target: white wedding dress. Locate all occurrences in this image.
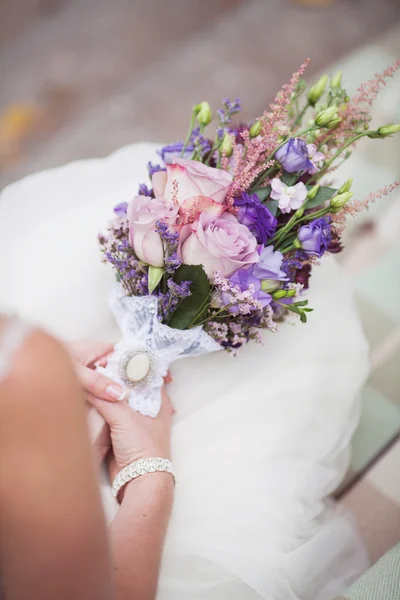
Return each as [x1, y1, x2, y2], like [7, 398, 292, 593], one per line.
[0, 143, 369, 599]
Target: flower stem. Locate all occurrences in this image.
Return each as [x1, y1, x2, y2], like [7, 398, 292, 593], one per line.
[180, 110, 197, 157]
[309, 131, 370, 185]
[192, 303, 235, 328]
[292, 103, 309, 128]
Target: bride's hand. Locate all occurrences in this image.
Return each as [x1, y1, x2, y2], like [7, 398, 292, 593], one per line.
[69, 340, 127, 402]
[87, 387, 173, 473]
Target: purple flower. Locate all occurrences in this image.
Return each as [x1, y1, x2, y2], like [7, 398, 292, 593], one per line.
[234, 193, 277, 245]
[164, 251, 181, 274]
[138, 183, 153, 197]
[159, 128, 212, 164]
[253, 246, 288, 281]
[113, 202, 128, 216]
[275, 138, 315, 173]
[147, 161, 166, 177]
[297, 217, 332, 257]
[227, 267, 271, 313]
[306, 144, 325, 175]
[167, 279, 192, 298]
[217, 98, 242, 126]
[159, 141, 193, 164]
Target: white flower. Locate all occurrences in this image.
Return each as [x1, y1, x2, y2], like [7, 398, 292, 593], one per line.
[270, 179, 308, 214]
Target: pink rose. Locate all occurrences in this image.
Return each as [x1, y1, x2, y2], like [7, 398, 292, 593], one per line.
[152, 158, 232, 206]
[180, 213, 259, 279]
[128, 196, 178, 267]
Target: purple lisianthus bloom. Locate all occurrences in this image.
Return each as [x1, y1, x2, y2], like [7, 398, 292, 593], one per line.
[297, 217, 332, 257]
[224, 267, 271, 313]
[159, 141, 193, 164]
[275, 138, 315, 173]
[113, 202, 128, 216]
[253, 245, 288, 281]
[234, 193, 277, 245]
[159, 128, 212, 164]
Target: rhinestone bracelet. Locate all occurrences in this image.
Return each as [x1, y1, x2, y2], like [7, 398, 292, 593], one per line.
[112, 457, 175, 498]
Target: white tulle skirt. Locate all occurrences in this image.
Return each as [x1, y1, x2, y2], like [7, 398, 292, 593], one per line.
[0, 143, 369, 599]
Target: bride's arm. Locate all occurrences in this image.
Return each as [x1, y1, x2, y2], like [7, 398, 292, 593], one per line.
[110, 473, 174, 600]
[0, 331, 112, 600]
[89, 388, 174, 600]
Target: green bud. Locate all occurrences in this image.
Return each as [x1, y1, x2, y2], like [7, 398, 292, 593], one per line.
[272, 289, 287, 300]
[307, 75, 329, 106]
[377, 124, 400, 137]
[307, 184, 320, 200]
[330, 191, 353, 209]
[364, 122, 370, 131]
[261, 279, 280, 293]
[338, 178, 353, 194]
[367, 131, 381, 139]
[194, 101, 212, 126]
[331, 71, 342, 89]
[293, 238, 302, 249]
[295, 207, 305, 218]
[148, 266, 164, 294]
[249, 119, 262, 138]
[315, 106, 341, 128]
[221, 133, 234, 157]
[286, 289, 296, 298]
[326, 115, 341, 129]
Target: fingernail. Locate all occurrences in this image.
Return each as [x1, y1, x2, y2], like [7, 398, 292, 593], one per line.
[106, 385, 126, 401]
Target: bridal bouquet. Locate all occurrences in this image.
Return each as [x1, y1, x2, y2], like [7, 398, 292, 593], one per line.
[99, 59, 400, 416]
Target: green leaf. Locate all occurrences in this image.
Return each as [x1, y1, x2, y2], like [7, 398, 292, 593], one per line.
[148, 266, 164, 294]
[305, 186, 336, 209]
[294, 300, 309, 307]
[266, 199, 279, 216]
[253, 186, 271, 202]
[300, 312, 307, 323]
[281, 172, 298, 186]
[167, 265, 211, 330]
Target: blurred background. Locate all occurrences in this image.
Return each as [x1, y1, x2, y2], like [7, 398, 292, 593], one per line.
[0, 0, 399, 565]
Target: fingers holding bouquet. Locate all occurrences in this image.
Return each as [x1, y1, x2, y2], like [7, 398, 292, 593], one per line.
[69, 340, 127, 402]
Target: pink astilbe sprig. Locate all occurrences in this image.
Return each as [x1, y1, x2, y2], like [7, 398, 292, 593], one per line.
[317, 60, 400, 156]
[261, 58, 310, 138]
[348, 179, 400, 215]
[352, 59, 400, 109]
[226, 59, 310, 202]
[337, 59, 400, 136]
[227, 134, 274, 204]
[331, 179, 400, 235]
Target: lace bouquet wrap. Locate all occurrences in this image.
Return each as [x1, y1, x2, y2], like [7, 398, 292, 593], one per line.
[98, 288, 220, 416]
[99, 60, 400, 417]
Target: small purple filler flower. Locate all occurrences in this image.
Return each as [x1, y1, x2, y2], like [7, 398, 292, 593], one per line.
[113, 202, 128, 217]
[226, 267, 271, 313]
[297, 217, 332, 257]
[234, 193, 277, 245]
[275, 138, 315, 173]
